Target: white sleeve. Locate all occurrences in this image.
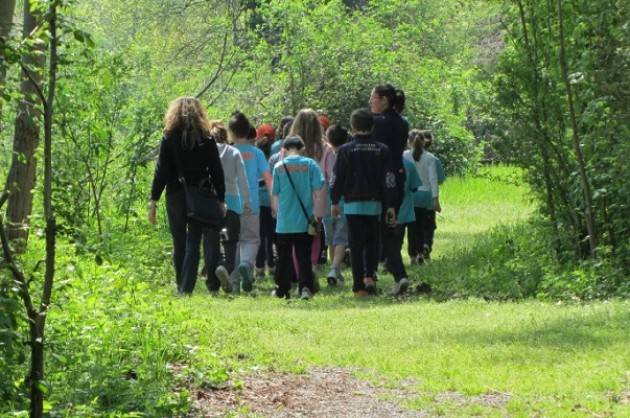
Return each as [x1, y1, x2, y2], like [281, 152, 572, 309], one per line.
[427, 155, 439, 198]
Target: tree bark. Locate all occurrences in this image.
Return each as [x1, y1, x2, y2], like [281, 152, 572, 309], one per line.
[5, 0, 45, 249]
[0, 0, 17, 132]
[31, 2, 58, 416]
[556, 0, 598, 256]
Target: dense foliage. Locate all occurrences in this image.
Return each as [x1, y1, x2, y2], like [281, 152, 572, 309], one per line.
[487, 0, 629, 276]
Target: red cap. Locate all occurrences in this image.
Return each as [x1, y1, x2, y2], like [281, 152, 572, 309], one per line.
[256, 123, 276, 140]
[319, 114, 330, 130]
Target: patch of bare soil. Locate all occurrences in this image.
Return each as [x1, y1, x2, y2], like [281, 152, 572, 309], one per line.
[190, 367, 430, 418]
[434, 391, 511, 409]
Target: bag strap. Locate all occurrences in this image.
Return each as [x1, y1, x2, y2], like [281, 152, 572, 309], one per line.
[282, 160, 311, 223]
[172, 138, 187, 186]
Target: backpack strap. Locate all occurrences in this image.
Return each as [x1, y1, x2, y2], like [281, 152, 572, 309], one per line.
[282, 160, 311, 223]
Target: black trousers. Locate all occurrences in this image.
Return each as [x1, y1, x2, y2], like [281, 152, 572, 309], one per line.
[256, 205, 276, 269]
[274, 233, 313, 296]
[346, 215, 380, 292]
[204, 210, 240, 291]
[407, 207, 436, 257]
[166, 190, 211, 294]
[384, 223, 407, 282]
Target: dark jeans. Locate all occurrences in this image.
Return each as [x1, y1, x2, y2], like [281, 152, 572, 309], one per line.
[256, 206, 276, 269]
[274, 233, 313, 296]
[204, 210, 240, 291]
[383, 223, 407, 281]
[346, 215, 380, 292]
[166, 191, 210, 294]
[407, 208, 437, 257]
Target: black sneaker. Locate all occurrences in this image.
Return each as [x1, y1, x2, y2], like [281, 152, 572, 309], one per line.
[363, 277, 377, 295]
[416, 282, 432, 294]
[239, 263, 254, 292]
[422, 246, 431, 262]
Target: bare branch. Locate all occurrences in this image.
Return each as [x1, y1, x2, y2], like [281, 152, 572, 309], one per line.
[18, 61, 47, 113]
[196, 27, 230, 99]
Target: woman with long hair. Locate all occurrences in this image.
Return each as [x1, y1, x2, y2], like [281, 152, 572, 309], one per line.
[149, 97, 226, 294]
[289, 109, 336, 281]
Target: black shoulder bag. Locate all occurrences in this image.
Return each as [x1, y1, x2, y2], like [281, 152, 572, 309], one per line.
[173, 139, 225, 229]
[282, 160, 320, 236]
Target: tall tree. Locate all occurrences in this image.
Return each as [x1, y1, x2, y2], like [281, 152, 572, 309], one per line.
[4, 0, 45, 249]
[556, 0, 598, 256]
[1, 0, 60, 414]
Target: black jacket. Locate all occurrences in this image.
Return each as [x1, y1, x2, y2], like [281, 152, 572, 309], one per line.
[372, 109, 409, 179]
[330, 134, 396, 208]
[150, 131, 225, 202]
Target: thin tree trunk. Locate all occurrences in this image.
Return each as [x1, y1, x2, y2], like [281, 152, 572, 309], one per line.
[0, 0, 17, 135]
[515, 0, 563, 255]
[30, 2, 58, 417]
[556, 0, 598, 256]
[5, 0, 45, 250]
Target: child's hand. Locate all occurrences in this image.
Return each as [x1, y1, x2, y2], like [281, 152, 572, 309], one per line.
[433, 197, 442, 213]
[148, 201, 157, 225]
[331, 204, 341, 219]
[386, 208, 397, 226]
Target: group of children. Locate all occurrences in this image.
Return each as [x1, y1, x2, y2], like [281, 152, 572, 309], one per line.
[169, 86, 445, 299]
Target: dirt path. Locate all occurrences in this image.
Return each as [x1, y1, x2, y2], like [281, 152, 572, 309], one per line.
[191, 367, 431, 418]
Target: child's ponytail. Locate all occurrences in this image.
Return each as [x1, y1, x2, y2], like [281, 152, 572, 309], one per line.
[409, 129, 424, 161]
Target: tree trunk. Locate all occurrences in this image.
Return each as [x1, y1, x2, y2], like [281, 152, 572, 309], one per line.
[556, 0, 598, 256]
[5, 0, 45, 249]
[0, 0, 17, 132]
[30, 2, 58, 416]
[29, 317, 45, 418]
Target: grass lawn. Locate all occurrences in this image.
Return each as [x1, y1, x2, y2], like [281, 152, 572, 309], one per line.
[45, 166, 629, 417]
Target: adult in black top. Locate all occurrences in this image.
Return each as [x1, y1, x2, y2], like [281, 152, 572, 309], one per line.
[369, 84, 409, 209]
[148, 97, 225, 294]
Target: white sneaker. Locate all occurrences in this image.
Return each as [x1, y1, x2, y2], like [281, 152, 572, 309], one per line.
[300, 287, 312, 300]
[392, 278, 409, 296]
[326, 269, 339, 287]
[214, 266, 232, 293]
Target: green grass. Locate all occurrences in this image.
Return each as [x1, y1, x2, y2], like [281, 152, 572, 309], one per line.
[6, 166, 629, 417]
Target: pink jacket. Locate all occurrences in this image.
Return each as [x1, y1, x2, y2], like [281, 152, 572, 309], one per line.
[313, 143, 336, 219]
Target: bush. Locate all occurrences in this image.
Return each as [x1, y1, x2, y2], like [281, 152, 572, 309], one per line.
[423, 220, 630, 302]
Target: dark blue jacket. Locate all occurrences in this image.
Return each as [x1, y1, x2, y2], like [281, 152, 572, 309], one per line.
[372, 109, 409, 184]
[330, 134, 396, 208]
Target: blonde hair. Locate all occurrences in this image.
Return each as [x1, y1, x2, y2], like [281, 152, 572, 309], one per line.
[163, 96, 212, 149]
[209, 120, 228, 144]
[290, 108, 324, 161]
